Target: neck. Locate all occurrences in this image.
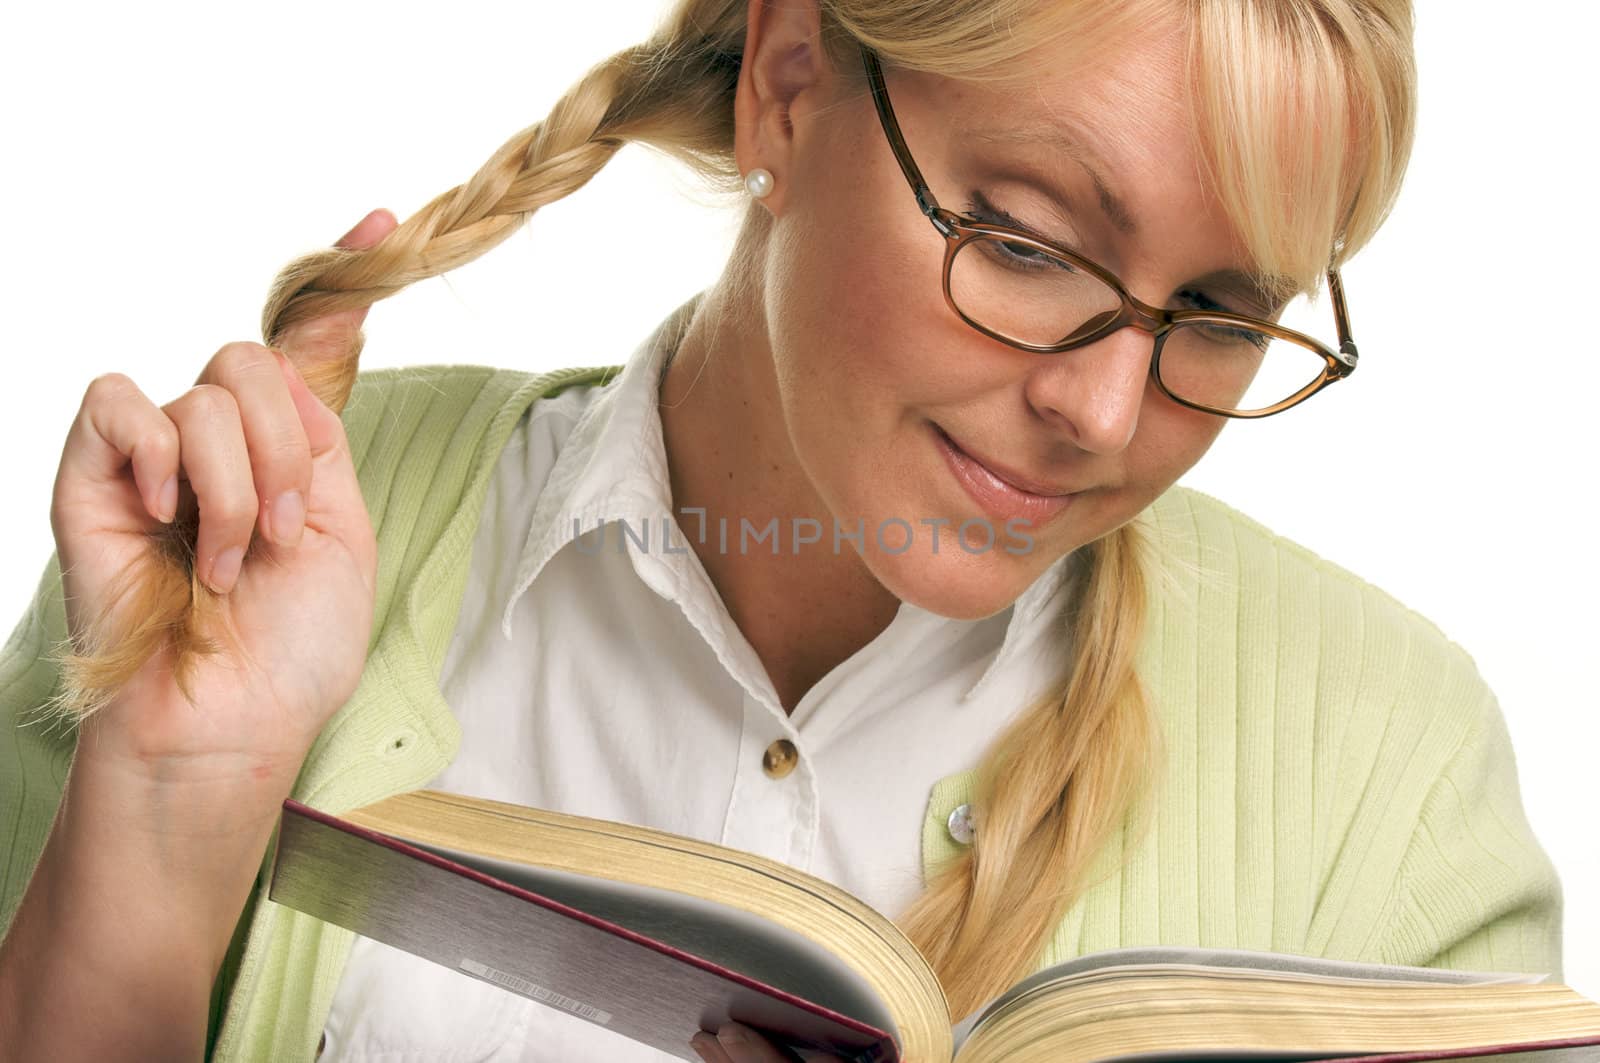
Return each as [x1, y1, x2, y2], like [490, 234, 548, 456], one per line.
[658, 278, 901, 716]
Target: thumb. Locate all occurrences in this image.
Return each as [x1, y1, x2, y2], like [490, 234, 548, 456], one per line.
[271, 207, 400, 363]
[335, 206, 399, 250]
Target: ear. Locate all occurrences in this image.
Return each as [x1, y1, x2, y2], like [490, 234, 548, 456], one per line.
[734, 0, 831, 217]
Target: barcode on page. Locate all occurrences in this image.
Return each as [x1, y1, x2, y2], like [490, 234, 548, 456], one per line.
[458, 958, 615, 1025]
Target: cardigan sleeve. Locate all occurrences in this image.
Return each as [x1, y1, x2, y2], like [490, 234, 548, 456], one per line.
[1378, 676, 1565, 980]
[0, 548, 75, 939]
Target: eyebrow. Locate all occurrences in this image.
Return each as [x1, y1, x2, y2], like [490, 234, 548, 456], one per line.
[969, 125, 1139, 238]
[967, 124, 1304, 311]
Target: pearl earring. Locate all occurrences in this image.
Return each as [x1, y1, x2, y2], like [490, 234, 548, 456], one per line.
[743, 167, 774, 199]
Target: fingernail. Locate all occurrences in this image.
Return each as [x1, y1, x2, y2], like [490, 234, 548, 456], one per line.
[716, 1024, 750, 1046]
[210, 546, 244, 594]
[270, 490, 305, 547]
[158, 476, 178, 523]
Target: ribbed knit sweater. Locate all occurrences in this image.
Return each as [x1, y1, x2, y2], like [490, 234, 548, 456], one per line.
[0, 362, 1563, 1061]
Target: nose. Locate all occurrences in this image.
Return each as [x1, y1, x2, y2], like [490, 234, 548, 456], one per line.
[1022, 324, 1153, 455]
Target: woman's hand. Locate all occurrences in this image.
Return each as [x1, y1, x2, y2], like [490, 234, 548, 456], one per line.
[49, 208, 397, 790]
[690, 1022, 851, 1063]
[1, 209, 398, 1063]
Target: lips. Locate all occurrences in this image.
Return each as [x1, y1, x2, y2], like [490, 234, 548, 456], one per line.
[933, 423, 1077, 527]
[935, 425, 1076, 497]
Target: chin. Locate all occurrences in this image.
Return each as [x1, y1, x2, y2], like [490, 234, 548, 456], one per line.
[868, 542, 1042, 622]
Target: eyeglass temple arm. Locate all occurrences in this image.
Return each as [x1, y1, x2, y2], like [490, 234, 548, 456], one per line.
[860, 44, 957, 237]
[1327, 268, 1359, 369]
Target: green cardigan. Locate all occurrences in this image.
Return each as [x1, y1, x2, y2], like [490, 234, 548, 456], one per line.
[0, 363, 1563, 1061]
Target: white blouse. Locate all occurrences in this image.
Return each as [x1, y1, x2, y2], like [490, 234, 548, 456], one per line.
[319, 292, 1082, 1061]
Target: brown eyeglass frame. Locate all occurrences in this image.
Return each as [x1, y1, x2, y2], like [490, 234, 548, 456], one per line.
[857, 43, 1360, 419]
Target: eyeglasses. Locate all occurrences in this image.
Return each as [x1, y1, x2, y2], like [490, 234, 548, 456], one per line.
[857, 43, 1360, 419]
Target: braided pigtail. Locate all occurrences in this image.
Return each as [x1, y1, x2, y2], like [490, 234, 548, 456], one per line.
[44, 1, 755, 725]
[896, 522, 1165, 1018]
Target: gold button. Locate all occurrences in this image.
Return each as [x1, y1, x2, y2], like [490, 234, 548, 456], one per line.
[762, 738, 799, 779]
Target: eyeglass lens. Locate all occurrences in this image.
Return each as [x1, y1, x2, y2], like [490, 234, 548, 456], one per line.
[949, 234, 1331, 415]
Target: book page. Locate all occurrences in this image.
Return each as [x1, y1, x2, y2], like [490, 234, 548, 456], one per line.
[951, 945, 1551, 1051]
[403, 835, 899, 1037]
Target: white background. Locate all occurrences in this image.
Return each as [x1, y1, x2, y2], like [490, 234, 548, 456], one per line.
[2, 0, 1594, 1002]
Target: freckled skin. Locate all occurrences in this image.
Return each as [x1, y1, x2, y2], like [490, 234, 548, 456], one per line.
[661, 0, 1240, 711]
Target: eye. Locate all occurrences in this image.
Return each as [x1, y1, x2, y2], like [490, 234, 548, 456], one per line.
[963, 192, 1078, 250]
[1178, 289, 1270, 351]
[1177, 287, 1224, 312]
[962, 194, 1080, 274]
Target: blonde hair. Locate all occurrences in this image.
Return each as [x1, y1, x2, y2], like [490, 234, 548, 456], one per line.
[47, 0, 1416, 1020]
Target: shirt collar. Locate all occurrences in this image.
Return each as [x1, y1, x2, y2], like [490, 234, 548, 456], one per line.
[501, 291, 701, 640]
[959, 547, 1078, 703]
[500, 289, 1079, 701]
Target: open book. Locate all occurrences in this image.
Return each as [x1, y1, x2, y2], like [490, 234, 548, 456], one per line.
[267, 789, 1600, 1062]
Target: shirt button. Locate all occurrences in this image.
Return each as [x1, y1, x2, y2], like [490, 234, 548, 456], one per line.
[762, 738, 799, 779]
[946, 803, 976, 845]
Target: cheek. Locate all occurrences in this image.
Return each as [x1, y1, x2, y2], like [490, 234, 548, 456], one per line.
[765, 106, 956, 406]
[763, 197, 954, 496]
[1124, 406, 1226, 501]
[769, 220, 944, 391]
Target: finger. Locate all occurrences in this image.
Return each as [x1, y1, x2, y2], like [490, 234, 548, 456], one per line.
[56, 373, 182, 526]
[714, 1023, 814, 1063]
[200, 342, 311, 549]
[690, 1031, 735, 1063]
[271, 345, 351, 469]
[270, 207, 398, 364]
[161, 384, 257, 594]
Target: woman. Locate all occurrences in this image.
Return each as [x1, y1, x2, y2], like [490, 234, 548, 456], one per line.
[0, 0, 1563, 1060]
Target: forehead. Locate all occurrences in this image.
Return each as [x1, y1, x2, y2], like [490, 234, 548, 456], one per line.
[912, 22, 1295, 303]
[945, 21, 1194, 176]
